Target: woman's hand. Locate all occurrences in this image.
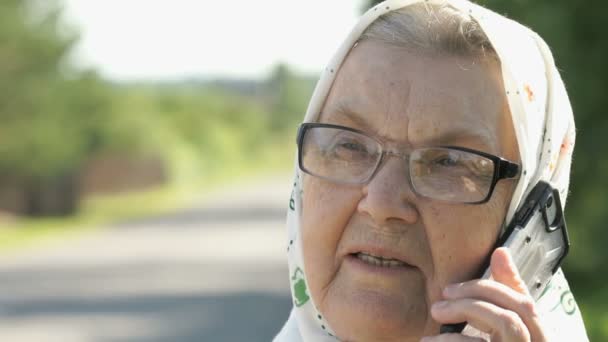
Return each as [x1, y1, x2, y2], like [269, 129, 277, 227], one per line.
[422, 247, 548, 342]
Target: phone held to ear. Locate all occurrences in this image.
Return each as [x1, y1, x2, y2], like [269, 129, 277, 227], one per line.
[440, 181, 570, 334]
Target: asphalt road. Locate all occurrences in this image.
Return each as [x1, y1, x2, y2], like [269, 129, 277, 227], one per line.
[0, 175, 294, 342]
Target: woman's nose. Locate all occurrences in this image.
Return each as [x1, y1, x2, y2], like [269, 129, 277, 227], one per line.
[357, 157, 419, 225]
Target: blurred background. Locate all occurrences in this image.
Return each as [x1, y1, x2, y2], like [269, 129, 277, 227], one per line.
[0, 0, 605, 341]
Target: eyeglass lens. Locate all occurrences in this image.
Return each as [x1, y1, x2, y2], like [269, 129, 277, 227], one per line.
[300, 126, 496, 203]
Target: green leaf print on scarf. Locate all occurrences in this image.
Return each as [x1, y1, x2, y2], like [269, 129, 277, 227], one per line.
[292, 267, 310, 307]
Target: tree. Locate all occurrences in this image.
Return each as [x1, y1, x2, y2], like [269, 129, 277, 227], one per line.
[0, 0, 110, 215]
[263, 63, 316, 134]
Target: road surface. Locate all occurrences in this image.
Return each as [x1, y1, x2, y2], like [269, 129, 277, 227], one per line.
[0, 175, 294, 342]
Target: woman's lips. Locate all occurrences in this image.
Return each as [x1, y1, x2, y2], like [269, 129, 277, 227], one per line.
[345, 245, 417, 268]
[344, 254, 416, 278]
[353, 252, 407, 267]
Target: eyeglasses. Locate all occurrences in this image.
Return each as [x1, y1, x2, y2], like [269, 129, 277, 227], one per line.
[296, 123, 520, 204]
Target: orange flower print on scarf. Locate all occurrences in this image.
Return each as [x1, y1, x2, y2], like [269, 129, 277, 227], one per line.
[524, 84, 535, 102]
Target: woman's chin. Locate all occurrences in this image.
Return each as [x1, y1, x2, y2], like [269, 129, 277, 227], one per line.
[322, 284, 429, 341]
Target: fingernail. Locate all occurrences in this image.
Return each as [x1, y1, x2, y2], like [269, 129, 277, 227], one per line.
[504, 250, 521, 275]
[420, 337, 432, 342]
[500, 247, 516, 266]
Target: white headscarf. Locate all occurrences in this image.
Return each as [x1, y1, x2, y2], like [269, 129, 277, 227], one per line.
[274, 0, 588, 340]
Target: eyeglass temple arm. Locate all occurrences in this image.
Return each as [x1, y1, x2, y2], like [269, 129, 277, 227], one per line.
[498, 160, 520, 179]
[296, 124, 305, 145]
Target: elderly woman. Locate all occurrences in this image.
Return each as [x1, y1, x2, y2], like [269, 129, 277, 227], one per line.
[274, 0, 588, 341]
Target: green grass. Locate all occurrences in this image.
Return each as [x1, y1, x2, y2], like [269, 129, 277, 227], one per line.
[0, 183, 192, 253]
[0, 142, 295, 255]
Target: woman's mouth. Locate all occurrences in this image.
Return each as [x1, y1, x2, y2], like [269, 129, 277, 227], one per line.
[353, 252, 408, 268]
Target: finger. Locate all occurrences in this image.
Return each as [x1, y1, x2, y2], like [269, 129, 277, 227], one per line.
[443, 279, 538, 323]
[443, 279, 545, 341]
[490, 247, 548, 340]
[431, 299, 530, 341]
[421, 333, 486, 342]
[491, 247, 529, 296]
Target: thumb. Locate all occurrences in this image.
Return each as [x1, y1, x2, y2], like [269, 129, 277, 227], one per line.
[491, 247, 529, 296]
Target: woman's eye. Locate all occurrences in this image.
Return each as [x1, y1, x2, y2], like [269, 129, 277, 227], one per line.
[339, 141, 367, 152]
[434, 156, 459, 167]
[329, 137, 373, 161]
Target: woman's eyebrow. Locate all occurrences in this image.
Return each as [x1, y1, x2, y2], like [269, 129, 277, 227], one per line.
[324, 101, 377, 133]
[425, 128, 496, 151]
[324, 103, 497, 151]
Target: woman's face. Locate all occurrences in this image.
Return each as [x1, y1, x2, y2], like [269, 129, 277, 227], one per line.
[301, 41, 519, 342]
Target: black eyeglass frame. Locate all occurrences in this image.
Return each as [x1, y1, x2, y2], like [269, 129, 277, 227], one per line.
[296, 122, 520, 204]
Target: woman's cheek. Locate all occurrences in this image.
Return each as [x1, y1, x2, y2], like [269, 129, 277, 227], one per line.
[420, 202, 500, 287]
[301, 176, 362, 298]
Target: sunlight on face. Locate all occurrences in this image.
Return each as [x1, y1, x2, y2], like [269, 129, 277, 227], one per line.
[300, 41, 519, 342]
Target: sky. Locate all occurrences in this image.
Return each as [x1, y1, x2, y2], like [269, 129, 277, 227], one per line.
[62, 0, 363, 81]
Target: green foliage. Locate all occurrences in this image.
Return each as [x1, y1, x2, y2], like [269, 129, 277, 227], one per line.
[0, 0, 314, 218]
[0, 0, 110, 182]
[264, 63, 315, 133]
[365, 0, 607, 339]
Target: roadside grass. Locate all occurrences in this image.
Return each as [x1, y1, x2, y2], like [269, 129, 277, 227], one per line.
[0, 143, 294, 255]
[0, 183, 193, 254]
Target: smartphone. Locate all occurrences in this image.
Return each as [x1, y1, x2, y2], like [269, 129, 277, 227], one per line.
[440, 181, 570, 334]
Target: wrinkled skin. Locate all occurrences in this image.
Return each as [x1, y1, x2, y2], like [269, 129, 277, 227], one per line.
[300, 40, 524, 341]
